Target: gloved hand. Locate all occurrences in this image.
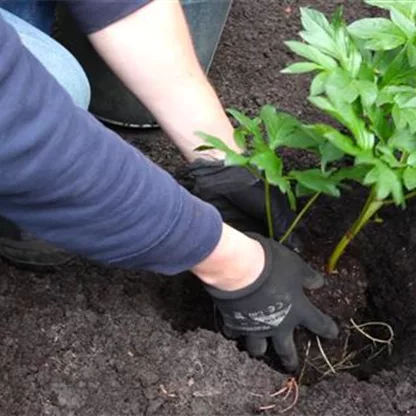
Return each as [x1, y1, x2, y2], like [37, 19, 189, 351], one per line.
[187, 159, 302, 251]
[204, 233, 338, 372]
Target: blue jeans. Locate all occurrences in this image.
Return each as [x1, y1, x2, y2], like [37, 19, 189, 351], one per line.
[0, 7, 91, 109]
[1, 0, 232, 126]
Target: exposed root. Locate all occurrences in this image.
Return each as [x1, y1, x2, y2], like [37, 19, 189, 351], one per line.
[349, 319, 394, 353]
[316, 336, 336, 374]
[259, 377, 299, 413]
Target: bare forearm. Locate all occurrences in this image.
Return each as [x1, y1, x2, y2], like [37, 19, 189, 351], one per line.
[89, 0, 238, 161]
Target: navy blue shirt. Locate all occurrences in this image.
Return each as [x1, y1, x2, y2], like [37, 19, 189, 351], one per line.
[0, 2, 223, 274]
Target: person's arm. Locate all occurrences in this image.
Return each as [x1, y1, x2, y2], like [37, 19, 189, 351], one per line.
[0, 13, 230, 276]
[84, 0, 239, 162]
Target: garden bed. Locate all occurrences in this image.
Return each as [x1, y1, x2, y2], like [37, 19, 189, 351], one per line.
[1, 0, 416, 415]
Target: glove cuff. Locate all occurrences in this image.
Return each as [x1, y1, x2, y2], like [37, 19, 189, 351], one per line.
[203, 233, 273, 301]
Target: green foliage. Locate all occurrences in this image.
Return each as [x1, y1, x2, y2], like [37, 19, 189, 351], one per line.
[282, 2, 416, 207]
[197, 0, 416, 270]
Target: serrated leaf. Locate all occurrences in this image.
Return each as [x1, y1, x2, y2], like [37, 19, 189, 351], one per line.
[310, 72, 329, 96]
[285, 41, 338, 70]
[403, 167, 416, 190]
[348, 18, 406, 51]
[281, 62, 323, 74]
[290, 169, 341, 197]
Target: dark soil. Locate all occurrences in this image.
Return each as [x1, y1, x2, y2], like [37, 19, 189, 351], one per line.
[2, 1, 416, 415]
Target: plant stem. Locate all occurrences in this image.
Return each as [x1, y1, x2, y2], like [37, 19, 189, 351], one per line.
[279, 192, 321, 245]
[264, 179, 274, 239]
[328, 188, 383, 273]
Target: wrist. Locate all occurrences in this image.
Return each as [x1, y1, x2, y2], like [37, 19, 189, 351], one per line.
[191, 224, 265, 291]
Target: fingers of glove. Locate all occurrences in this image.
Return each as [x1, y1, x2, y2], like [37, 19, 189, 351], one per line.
[271, 330, 299, 372]
[222, 326, 240, 340]
[298, 296, 339, 340]
[302, 270, 325, 290]
[245, 335, 268, 357]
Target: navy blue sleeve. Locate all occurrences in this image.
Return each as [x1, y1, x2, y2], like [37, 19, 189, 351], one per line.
[0, 15, 223, 274]
[64, 0, 154, 34]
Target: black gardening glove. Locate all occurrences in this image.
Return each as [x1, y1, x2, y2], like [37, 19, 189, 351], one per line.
[204, 233, 338, 372]
[187, 159, 302, 251]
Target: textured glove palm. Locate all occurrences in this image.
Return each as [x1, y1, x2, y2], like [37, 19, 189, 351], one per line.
[204, 233, 338, 372]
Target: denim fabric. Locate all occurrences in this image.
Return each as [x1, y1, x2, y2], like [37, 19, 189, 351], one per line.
[0, 6, 90, 109]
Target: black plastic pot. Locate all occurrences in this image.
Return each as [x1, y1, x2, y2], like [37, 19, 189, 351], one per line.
[54, 1, 233, 128]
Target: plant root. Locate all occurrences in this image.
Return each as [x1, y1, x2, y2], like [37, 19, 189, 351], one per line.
[259, 377, 299, 413]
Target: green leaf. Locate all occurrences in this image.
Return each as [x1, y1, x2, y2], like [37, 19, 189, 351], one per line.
[295, 182, 315, 197]
[195, 132, 249, 166]
[308, 96, 340, 118]
[285, 41, 338, 70]
[355, 149, 376, 165]
[364, 1, 416, 20]
[281, 62, 323, 74]
[388, 129, 416, 153]
[299, 8, 337, 57]
[390, 9, 416, 39]
[196, 132, 232, 153]
[333, 165, 371, 184]
[403, 167, 416, 190]
[393, 106, 416, 133]
[407, 43, 416, 67]
[250, 150, 284, 186]
[310, 72, 329, 96]
[377, 86, 415, 106]
[322, 127, 361, 156]
[227, 109, 267, 151]
[233, 127, 247, 150]
[348, 18, 407, 50]
[380, 48, 409, 86]
[356, 80, 378, 107]
[377, 144, 401, 167]
[290, 169, 341, 197]
[259, 106, 300, 150]
[364, 162, 403, 204]
[408, 151, 416, 166]
[319, 142, 345, 169]
[325, 68, 359, 104]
